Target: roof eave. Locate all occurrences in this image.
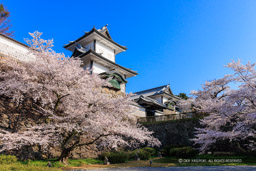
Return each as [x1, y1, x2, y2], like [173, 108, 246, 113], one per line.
[78, 50, 138, 77]
[64, 28, 127, 51]
[0, 34, 29, 48]
[138, 96, 167, 109]
[133, 84, 170, 95]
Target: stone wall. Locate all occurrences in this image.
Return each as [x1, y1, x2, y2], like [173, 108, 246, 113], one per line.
[143, 119, 200, 147]
[0, 96, 100, 160]
[1, 90, 199, 159]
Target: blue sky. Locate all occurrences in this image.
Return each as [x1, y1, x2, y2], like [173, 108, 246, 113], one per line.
[2, 0, 256, 95]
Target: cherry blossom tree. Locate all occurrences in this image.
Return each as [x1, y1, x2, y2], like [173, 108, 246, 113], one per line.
[179, 60, 256, 154]
[0, 31, 160, 162]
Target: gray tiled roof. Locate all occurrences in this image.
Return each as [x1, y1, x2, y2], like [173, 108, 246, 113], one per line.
[131, 84, 175, 100]
[134, 84, 170, 95]
[64, 27, 127, 50]
[135, 95, 167, 109]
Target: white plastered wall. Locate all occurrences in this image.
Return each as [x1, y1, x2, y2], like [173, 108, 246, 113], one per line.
[95, 41, 115, 62]
[155, 110, 164, 116]
[84, 41, 94, 51]
[120, 83, 126, 93]
[0, 35, 34, 61]
[163, 97, 168, 104]
[131, 105, 146, 117]
[151, 95, 162, 104]
[92, 62, 109, 74]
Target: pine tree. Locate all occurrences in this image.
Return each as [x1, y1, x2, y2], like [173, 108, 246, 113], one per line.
[0, 4, 13, 36]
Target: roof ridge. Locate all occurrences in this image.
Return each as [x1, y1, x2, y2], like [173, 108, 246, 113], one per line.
[64, 27, 127, 50]
[0, 33, 28, 47]
[133, 84, 170, 94]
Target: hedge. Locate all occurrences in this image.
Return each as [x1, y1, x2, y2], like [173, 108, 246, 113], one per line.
[169, 147, 197, 158]
[0, 155, 17, 164]
[102, 151, 129, 163]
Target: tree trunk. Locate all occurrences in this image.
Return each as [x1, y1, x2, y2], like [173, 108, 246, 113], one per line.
[58, 140, 80, 163]
[57, 134, 111, 163]
[59, 156, 69, 165]
[58, 146, 74, 164]
[57, 132, 80, 163]
[236, 142, 246, 153]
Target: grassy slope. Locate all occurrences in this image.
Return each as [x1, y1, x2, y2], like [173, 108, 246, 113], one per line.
[0, 158, 102, 171]
[0, 164, 62, 171]
[65, 155, 256, 170]
[0, 156, 255, 171]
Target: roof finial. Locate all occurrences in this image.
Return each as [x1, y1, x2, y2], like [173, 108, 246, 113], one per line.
[101, 24, 108, 31]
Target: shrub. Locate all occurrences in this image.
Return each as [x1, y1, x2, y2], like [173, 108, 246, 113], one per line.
[213, 152, 235, 156]
[161, 144, 184, 156]
[142, 147, 157, 156]
[169, 147, 197, 158]
[138, 150, 151, 160]
[0, 155, 17, 164]
[102, 151, 129, 163]
[160, 148, 168, 157]
[131, 149, 151, 160]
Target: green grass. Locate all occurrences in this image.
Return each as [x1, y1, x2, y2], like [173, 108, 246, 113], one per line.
[0, 158, 103, 171]
[0, 155, 255, 170]
[20, 160, 64, 167]
[0, 163, 62, 171]
[68, 158, 103, 166]
[20, 158, 103, 167]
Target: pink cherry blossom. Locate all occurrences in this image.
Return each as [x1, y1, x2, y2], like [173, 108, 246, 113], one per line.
[0, 31, 160, 161]
[179, 60, 256, 153]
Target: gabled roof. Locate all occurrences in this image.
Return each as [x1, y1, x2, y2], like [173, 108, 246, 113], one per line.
[97, 25, 112, 39]
[134, 84, 173, 96]
[71, 45, 87, 57]
[135, 95, 167, 110]
[64, 27, 127, 51]
[131, 84, 179, 100]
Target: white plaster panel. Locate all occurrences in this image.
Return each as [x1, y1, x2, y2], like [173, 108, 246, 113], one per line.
[155, 110, 164, 116]
[0, 36, 35, 61]
[95, 41, 115, 62]
[132, 105, 146, 117]
[163, 97, 168, 104]
[120, 83, 126, 93]
[84, 41, 94, 51]
[152, 96, 162, 104]
[92, 62, 109, 74]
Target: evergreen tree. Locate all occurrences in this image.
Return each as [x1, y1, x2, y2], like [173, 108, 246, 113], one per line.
[0, 4, 13, 36]
[177, 93, 188, 100]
